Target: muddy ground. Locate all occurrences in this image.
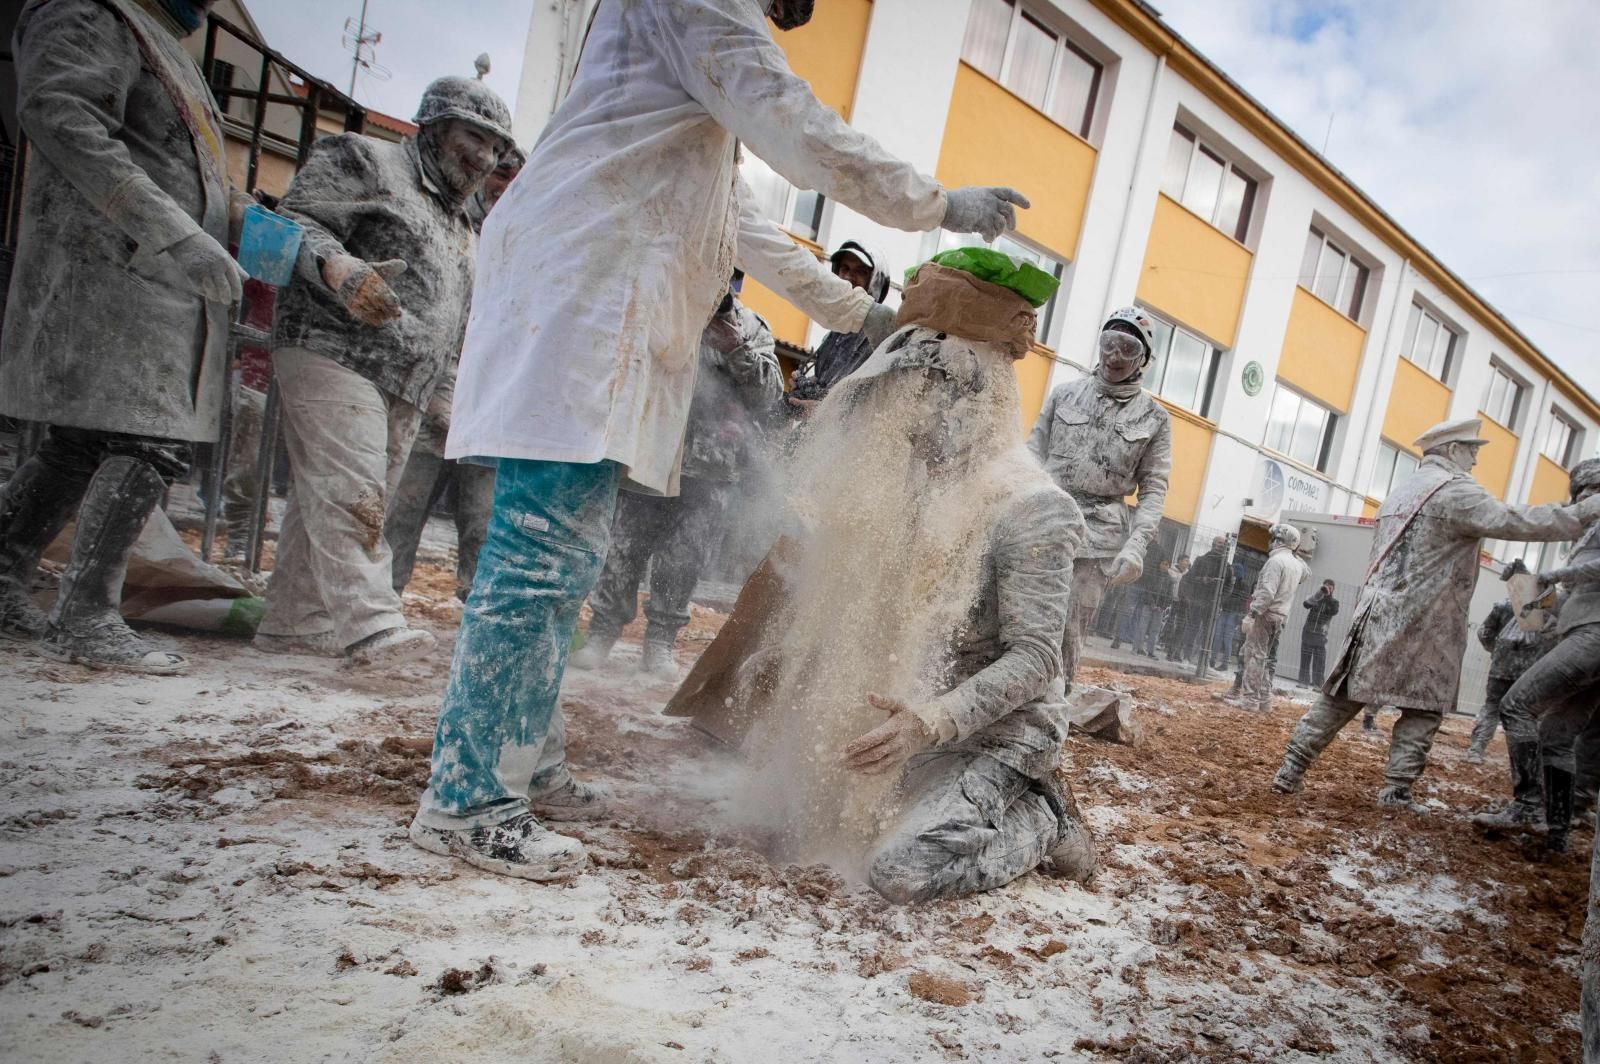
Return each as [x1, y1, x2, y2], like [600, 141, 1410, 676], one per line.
[0, 561, 1588, 1062]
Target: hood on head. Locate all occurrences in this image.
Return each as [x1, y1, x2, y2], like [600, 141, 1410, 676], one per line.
[830, 241, 890, 304]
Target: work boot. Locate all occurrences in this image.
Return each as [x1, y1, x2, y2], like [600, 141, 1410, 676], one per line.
[1464, 747, 1487, 765]
[640, 637, 677, 677]
[40, 457, 186, 674]
[222, 518, 250, 565]
[346, 626, 435, 666]
[1545, 766, 1576, 855]
[1377, 783, 1426, 813]
[1048, 816, 1097, 883]
[409, 811, 588, 881]
[0, 454, 86, 642]
[569, 630, 617, 671]
[530, 770, 614, 821]
[1271, 761, 1304, 795]
[1472, 800, 1541, 830]
[1502, 738, 1545, 816]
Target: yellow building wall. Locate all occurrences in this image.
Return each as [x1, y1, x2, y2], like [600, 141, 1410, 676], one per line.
[741, 277, 816, 350]
[1380, 358, 1453, 456]
[1276, 286, 1366, 413]
[1529, 454, 1571, 506]
[1136, 194, 1252, 348]
[1361, 497, 1380, 520]
[769, 0, 873, 119]
[1015, 346, 1055, 435]
[1155, 400, 1214, 523]
[1472, 413, 1518, 500]
[935, 64, 1097, 259]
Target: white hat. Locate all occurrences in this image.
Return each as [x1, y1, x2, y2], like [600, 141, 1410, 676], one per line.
[1414, 417, 1489, 453]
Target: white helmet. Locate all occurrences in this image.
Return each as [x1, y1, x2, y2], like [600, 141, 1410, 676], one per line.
[1102, 307, 1157, 360]
[1269, 523, 1301, 549]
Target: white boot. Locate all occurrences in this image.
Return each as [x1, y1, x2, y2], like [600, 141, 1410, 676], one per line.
[409, 812, 588, 881]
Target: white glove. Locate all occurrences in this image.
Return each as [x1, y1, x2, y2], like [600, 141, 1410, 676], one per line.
[1106, 548, 1143, 587]
[840, 694, 934, 776]
[166, 231, 246, 305]
[942, 186, 1031, 242]
[861, 302, 897, 349]
[1240, 614, 1256, 637]
[322, 254, 407, 327]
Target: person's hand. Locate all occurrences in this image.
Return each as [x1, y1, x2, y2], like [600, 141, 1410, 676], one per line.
[861, 302, 897, 349]
[1106, 547, 1143, 587]
[786, 395, 821, 417]
[704, 313, 742, 354]
[840, 694, 933, 775]
[942, 186, 1031, 241]
[322, 254, 406, 327]
[1240, 614, 1255, 637]
[1534, 570, 1561, 596]
[1575, 493, 1600, 524]
[166, 231, 246, 305]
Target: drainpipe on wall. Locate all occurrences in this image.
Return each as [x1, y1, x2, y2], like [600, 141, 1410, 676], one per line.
[1099, 52, 1167, 321]
[1346, 256, 1410, 511]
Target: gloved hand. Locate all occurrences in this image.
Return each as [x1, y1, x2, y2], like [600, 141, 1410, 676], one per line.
[860, 302, 898, 349]
[1105, 547, 1143, 587]
[841, 694, 934, 776]
[1575, 493, 1600, 524]
[322, 254, 407, 327]
[942, 186, 1031, 242]
[1240, 613, 1256, 637]
[166, 231, 246, 305]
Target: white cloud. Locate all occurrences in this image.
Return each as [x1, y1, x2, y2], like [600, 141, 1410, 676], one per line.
[1153, 0, 1600, 403]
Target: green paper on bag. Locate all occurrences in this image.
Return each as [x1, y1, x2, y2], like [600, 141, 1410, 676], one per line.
[907, 247, 1060, 308]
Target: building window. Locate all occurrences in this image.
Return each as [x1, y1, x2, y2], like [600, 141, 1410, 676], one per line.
[208, 58, 237, 119]
[1264, 383, 1337, 471]
[960, 0, 1103, 139]
[1508, 538, 1564, 575]
[1299, 227, 1369, 322]
[740, 154, 825, 242]
[1482, 363, 1524, 430]
[935, 229, 1067, 344]
[1400, 301, 1458, 384]
[1160, 125, 1257, 243]
[1370, 441, 1420, 502]
[1545, 411, 1579, 466]
[1143, 310, 1220, 416]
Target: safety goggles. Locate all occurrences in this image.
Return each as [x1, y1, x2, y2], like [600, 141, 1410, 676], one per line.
[1098, 330, 1145, 362]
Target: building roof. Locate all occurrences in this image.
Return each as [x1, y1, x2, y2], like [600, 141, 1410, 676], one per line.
[1093, 0, 1600, 423]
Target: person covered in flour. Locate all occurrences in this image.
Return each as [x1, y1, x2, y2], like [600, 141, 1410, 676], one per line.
[410, 0, 1034, 882]
[828, 254, 1097, 902]
[1271, 418, 1600, 811]
[1218, 523, 1309, 713]
[0, 0, 246, 673]
[1026, 309, 1173, 687]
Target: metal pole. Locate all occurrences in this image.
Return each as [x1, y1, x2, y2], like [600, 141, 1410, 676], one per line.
[349, 0, 370, 97]
[245, 380, 281, 574]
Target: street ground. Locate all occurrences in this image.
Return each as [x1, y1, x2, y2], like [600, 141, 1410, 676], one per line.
[0, 556, 1588, 1062]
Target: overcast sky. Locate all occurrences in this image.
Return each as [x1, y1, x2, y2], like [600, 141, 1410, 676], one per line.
[248, 0, 1599, 400]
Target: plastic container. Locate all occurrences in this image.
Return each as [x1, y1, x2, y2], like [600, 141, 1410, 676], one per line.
[237, 204, 303, 288]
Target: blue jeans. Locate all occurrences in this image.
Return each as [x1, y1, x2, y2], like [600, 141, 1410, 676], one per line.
[1212, 610, 1242, 664]
[417, 459, 620, 829]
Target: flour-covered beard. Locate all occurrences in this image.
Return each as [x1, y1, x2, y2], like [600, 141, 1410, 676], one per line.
[419, 127, 482, 201]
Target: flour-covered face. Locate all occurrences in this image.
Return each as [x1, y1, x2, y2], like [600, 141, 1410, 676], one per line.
[1097, 328, 1146, 382]
[430, 120, 508, 198]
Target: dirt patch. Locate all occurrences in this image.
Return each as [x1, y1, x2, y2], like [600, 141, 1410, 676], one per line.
[142, 736, 432, 807]
[906, 971, 975, 1006]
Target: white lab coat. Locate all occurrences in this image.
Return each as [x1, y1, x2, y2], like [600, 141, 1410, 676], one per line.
[447, 0, 947, 494]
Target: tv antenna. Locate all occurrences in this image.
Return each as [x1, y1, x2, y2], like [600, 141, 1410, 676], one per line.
[342, 0, 391, 97]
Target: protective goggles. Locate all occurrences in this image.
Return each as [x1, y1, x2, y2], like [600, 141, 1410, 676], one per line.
[1098, 330, 1146, 362]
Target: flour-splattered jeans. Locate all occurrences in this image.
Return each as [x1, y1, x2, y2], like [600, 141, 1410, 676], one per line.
[1281, 689, 1443, 791]
[1499, 624, 1600, 775]
[1239, 612, 1284, 708]
[258, 347, 419, 649]
[867, 750, 1064, 903]
[416, 458, 619, 829]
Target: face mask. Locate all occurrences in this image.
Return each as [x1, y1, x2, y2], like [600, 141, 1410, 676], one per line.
[1096, 329, 1145, 382]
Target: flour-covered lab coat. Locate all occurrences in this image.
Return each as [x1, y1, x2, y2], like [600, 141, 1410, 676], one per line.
[447, 0, 948, 494]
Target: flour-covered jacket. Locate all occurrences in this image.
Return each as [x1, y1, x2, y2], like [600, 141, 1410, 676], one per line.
[919, 485, 1086, 781]
[273, 135, 475, 409]
[446, 0, 946, 494]
[1328, 454, 1589, 711]
[0, 0, 232, 441]
[1250, 546, 1310, 621]
[1026, 375, 1172, 559]
[680, 303, 780, 484]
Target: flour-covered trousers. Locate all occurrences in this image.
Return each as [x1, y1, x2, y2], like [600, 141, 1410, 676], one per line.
[866, 750, 1064, 904]
[1239, 612, 1284, 706]
[586, 476, 731, 645]
[417, 459, 619, 829]
[221, 384, 266, 545]
[1063, 558, 1111, 688]
[385, 450, 496, 598]
[258, 348, 419, 649]
[1468, 672, 1514, 755]
[1500, 624, 1600, 775]
[1282, 689, 1443, 790]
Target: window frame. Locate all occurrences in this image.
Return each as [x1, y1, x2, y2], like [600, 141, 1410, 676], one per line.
[1370, 441, 1420, 502]
[1300, 226, 1370, 322]
[1400, 301, 1459, 384]
[1545, 411, 1579, 466]
[1262, 382, 1338, 472]
[1159, 124, 1258, 244]
[959, 0, 1104, 140]
[1481, 362, 1525, 431]
[1140, 307, 1222, 417]
[935, 229, 1067, 346]
[739, 154, 826, 242]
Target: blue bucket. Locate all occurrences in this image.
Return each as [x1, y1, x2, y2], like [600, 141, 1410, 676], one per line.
[237, 204, 303, 288]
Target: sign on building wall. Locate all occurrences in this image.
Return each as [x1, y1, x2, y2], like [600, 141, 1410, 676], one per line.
[1247, 454, 1331, 522]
